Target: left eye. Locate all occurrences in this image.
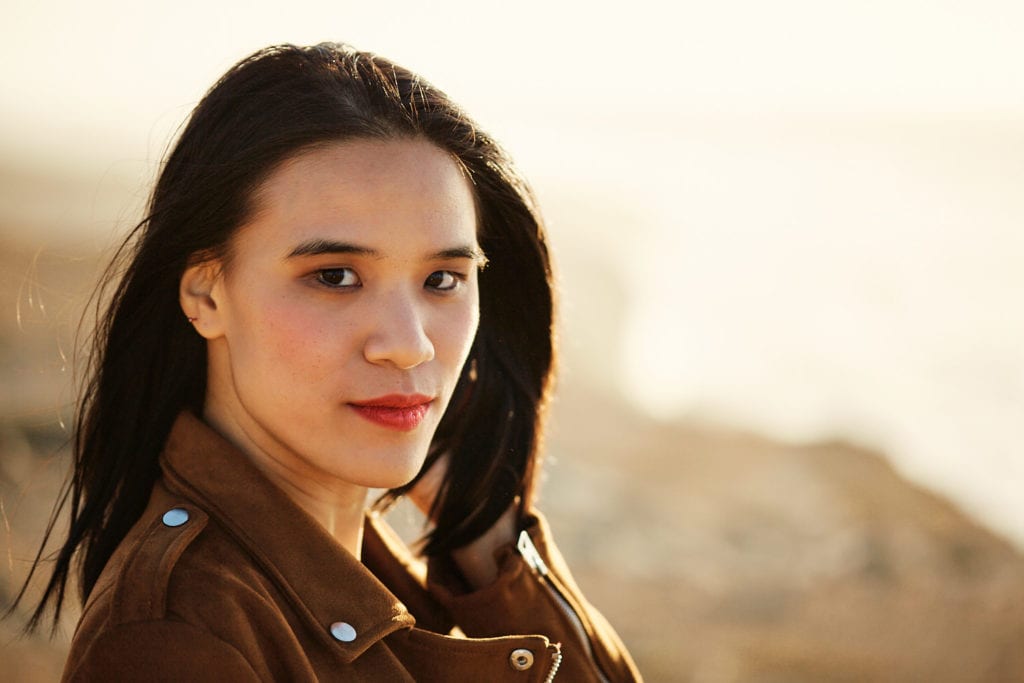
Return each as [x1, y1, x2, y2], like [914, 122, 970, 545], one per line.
[425, 271, 460, 291]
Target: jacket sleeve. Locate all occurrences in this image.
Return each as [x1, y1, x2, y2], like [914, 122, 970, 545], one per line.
[426, 510, 643, 683]
[62, 620, 261, 683]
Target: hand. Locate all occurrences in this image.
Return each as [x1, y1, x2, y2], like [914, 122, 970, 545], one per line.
[450, 504, 517, 590]
[406, 453, 517, 590]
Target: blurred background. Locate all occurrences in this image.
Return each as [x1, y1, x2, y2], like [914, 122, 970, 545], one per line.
[3, 1, 1024, 681]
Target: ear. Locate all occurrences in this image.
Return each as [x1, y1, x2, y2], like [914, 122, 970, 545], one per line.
[180, 260, 226, 339]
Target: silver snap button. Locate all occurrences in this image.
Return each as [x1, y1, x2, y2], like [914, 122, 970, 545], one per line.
[330, 621, 357, 642]
[162, 508, 189, 527]
[509, 648, 534, 671]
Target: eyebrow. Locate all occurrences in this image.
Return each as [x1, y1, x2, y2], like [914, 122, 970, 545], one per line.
[287, 239, 378, 259]
[286, 239, 486, 263]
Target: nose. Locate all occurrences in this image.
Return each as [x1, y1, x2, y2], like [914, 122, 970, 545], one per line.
[362, 291, 435, 370]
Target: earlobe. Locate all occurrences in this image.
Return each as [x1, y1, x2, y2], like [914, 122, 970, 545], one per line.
[180, 260, 226, 339]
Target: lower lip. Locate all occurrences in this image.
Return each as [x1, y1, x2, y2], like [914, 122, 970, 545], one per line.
[349, 403, 431, 431]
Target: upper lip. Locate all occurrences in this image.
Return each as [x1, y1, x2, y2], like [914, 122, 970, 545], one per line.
[349, 393, 434, 408]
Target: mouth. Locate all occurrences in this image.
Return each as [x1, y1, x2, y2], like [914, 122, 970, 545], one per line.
[348, 394, 434, 431]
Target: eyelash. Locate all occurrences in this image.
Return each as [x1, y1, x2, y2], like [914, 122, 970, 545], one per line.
[314, 268, 466, 292]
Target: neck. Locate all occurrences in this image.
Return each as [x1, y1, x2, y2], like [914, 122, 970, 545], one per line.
[202, 403, 369, 559]
[261, 470, 369, 559]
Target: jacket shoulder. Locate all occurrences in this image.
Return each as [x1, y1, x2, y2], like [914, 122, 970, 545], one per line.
[103, 501, 210, 625]
[66, 500, 234, 679]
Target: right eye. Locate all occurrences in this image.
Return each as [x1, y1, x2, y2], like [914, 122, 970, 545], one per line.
[316, 268, 361, 288]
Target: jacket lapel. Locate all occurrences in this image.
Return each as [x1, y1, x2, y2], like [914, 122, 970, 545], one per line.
[159, 411, 416, 663]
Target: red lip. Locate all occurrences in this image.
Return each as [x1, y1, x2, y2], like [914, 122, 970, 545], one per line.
[349, 394, 433, 431]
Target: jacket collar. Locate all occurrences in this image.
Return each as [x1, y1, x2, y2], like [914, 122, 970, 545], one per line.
[159, 411, 416, 662]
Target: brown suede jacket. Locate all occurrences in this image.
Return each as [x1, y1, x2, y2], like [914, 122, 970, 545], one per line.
[62, 412, 642, 682]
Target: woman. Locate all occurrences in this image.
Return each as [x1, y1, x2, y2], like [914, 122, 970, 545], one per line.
[17, 43, 641, 681]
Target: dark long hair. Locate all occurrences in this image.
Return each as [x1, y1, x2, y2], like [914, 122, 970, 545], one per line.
[16, 43, 555, 632]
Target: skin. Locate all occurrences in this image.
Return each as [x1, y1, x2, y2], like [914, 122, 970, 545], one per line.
[181, 138, 488, 562]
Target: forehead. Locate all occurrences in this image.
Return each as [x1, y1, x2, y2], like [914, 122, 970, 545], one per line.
[237, 138, 478, 254]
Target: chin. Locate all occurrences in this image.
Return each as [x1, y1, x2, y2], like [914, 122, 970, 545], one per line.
[349, 455, 426, 490]
[355, 472, 413, 490]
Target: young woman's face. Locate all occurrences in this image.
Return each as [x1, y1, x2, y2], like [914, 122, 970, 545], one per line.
[191, 138, 481, 493]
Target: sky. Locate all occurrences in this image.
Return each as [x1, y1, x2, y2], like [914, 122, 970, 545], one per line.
[5, 0, 1024, 164]
[2, 0, 1024, 544]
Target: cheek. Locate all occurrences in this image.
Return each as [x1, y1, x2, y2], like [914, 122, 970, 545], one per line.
[233, 286, 348, 377]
